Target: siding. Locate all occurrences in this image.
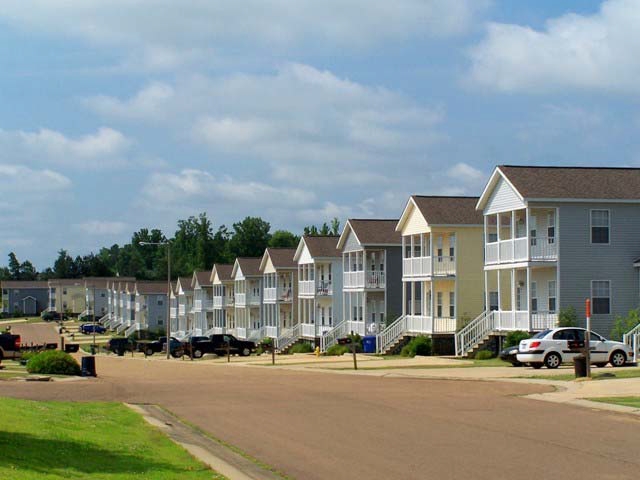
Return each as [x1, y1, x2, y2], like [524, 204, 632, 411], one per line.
[6, 288, 48, 315]
[453, 227, 485, 322]
[263, 256, 277, 274]
[298, 243, 314, 264]
[485, 177, 526, 215]
[341, 229, 363, 253]
[402, 202, 430, 236]
[385, 246, 403, 319]
[557, 202, 640, 336]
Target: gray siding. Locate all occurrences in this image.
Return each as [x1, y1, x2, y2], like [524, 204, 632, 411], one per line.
[485, 177, 525, 215]
[147, 294, 168, 332]
[342, 230, 362, 253]
[385, 246, 403, 320]
[557, 202, 640, 336]
[331, 258, 343, 316]
[5, 288, 48, 315]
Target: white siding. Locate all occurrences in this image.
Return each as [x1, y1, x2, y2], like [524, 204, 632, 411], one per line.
[298, 242, 314, 264]
[263, 256, 277, 274]
[401, 202, 430, 236]
[341, 228, 362, 253]
[485, 177, 525, 215]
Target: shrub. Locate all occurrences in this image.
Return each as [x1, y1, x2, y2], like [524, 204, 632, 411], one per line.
[400, 336, 432, 357]
[610, 309, 640, 341]
[475, 350, 494, 360]
[289, 342, 313, 354]
[326, 344, 349, 356]
[20, 351, 37, 365]
[503, 330, 530, 348]
[558, 306, 578, 327]
[26, 350, 81, 376]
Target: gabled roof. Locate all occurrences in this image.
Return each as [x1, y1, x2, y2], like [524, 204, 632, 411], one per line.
[192, 270, 212, 288]
[136, 282, 169, 295]
[293, 235, 341, 261]
[176, 276, 194, 293]
[1, 280, 48, 289]
[478, 165, 640, 210]
[336, 219, 401, 250]
[259, 248, 296, 272]
[210, 264, 233, 283]
[48, 278, 84, 287]
[396, 196, 483, 231]
[231, 257, 262, 279]
[84, 277, 135, 289]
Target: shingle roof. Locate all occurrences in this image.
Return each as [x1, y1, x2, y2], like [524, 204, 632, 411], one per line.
[84, 277, 135, 289]
[48, 278, 84, 286]
[136, 282, 169, 295]
[265, 248, 296, 269]
[178, 276, 194, 292]
[1, 280, 48, 289]
[212, 264, 233, 281]
[499, 165, 640, 200]
[411, 196, 483, 225]
[236, 257, 262, 277]
[303, 235, 341, 258]
[193, 271, 212, 287]
[347, 219, 401, 245]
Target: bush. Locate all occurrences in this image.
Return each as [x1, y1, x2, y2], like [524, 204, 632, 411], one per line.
[558, 306, 578, 327]
[610, 309, 640, 341]
[20, 351, 37, 365]
[326, 344, 349, 356]
[400, 336, 432, 357]
[26, 350, 81, 376]
[289, 342, 313, 354]
[503, 330, 530, 348]
[475, 350, 494, 360]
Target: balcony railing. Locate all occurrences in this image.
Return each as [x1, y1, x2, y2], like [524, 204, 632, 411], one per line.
[343, 271, 386, 289]
[316, 282, 332, 296]
[486, 236, 557, 265]
[403, 256, 432, 277]
[264, 288, 277, 302]
[178, 305, 186, 316]
[405, 315, 456, 334]
[299, 280, 315, 296]
[235, 293, 246, 306]
[249, 295, 261, 306]
[213, 296, 223, 308]
[433, 256, 456, 276]
[265, 325, 279, 338]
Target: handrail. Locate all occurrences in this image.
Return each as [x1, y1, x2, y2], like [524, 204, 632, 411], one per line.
[375, 315, 406, 354]
[454, 310, 493, 357]
[124, 322, 141, 337]
[320, 320, 352, 351]
[276, 323, 301, 351]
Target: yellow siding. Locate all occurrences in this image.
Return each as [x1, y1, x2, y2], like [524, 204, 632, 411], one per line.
[401, 202, 431, 236]
[449, 226, 485, 322]
[263, 256, 277, 274]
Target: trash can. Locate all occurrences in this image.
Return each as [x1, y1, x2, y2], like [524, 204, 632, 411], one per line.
[81, 356, 97, 377]
[362, 335, 377, 354]
[573, 354, 587, 378]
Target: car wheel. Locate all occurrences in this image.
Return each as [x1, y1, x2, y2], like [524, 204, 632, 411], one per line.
[609, 350, 626, 367]
[594, 363, 607, 368]
[171, 349, 184, 358]
[145, 348, 154, 356]
[193, 349, 203, 359]
[531, 362, 543, 369]
[544, 352, 562, 369]
[510, 362, 523, 367]
[241, 347, 251, 357]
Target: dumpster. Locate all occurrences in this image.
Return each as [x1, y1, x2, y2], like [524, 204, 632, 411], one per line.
[362, 335, 377, 354]
[81, 356, 97, 377]
[573, 354, 587, 378]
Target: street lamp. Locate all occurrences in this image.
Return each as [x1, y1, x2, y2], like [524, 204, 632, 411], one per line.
[139, 241, 171, 359]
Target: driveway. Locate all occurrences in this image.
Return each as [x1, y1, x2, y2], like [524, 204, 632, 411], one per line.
[0, 355, 638, 480]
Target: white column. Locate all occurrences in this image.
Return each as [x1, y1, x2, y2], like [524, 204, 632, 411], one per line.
[526, 267, 531, 330]
[484, 270, 489, 313]
[410, 282, 415, 316]
[402, 281, 406, 316]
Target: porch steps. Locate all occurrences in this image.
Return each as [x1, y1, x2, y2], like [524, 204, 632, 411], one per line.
[379, 334, 412, 356]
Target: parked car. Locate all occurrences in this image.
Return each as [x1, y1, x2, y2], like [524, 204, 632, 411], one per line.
[191, 334, 256, 358]
[79, 324, 107, 335]
[142, 336, 184, 357]
[517, 327, 634, 369]
[499, 345, 522, 367]
[107, 337, 134, 354]
[41, 311, 68, 321]
[0, 332, 21, 360]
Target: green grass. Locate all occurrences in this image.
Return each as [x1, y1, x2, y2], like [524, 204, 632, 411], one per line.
[0, 398, 226, 480]
[522, 368, 640, 382]
[0, 316, 45, 325]
[588, 396, 640, 408]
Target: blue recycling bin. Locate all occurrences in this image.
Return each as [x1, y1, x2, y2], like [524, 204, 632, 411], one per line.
[362, 335, 377, 354]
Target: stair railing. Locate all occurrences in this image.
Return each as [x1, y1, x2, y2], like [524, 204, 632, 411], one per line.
[454, 310, 495, 357]
[376, 315, 406, 354]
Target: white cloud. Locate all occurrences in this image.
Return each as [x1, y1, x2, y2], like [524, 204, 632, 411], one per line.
[74, 221, 129, 236]
[0, 127, 132, 169]
[83, 83, 175, 120]
[0, 164, 71, 192]
[468, 0, 640, 93]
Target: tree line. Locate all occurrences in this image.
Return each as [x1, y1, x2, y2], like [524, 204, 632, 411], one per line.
[0, 213, 340, 282]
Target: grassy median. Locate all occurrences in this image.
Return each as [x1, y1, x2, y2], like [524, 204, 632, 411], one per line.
[588, 396, 640, 408]
[0, 398, 225, 480]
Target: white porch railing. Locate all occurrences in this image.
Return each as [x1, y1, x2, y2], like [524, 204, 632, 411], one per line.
[97, 312, 110, 324]
[264, 288, 277, 302]
[315, 282, 332, 296]
[301, 323, 317, 339]
[124, 322, 141, 337]
[320, 320, 365, 351]
[236, 327, 247, 339]
[299, 280, 314, 295]
[432, 256, 456, 276]
[376, 315, 456, 354]
[193, 300, 202, 312]
[277, 323, 301, 351]
[170, 307, 177, 318]
[178, 305, 186, 316]
[376, 315, 406, 354]
[213, 296, 223, 308]
[116, 322, 128, 334]
[486, 235, 557, 265]
[235, 293, 246, 306]
[530, 236, 557, 261]
[265, 325, 279, 338]
[343, 271, 386, 289]
[249, 295, 261, 306]
[623, 323, 640, 359]
[343, 271, 364, 288]
[403, 256, 432, 278]
[204, 326, 225, 336]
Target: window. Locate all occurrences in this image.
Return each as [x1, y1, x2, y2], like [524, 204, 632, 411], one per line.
[548, 281, 557, 313]
[449, 235, 456, 259]
[437, 292, 443, 317]
[100, 292, 106, 297]
[489, 292, 499, 311]
[413, 235, 421, 258]
[547, 212, 555, 241]
[437, 236, 443, 260]
[591, 210, 610, 244]
[591, 280, 611, 314]
[328, 307, 332, 326]
[63, 288, 67, 295]
[531, 282, 538, 313]
[449, 292, 455, 318]
[157, 299, 164, 306]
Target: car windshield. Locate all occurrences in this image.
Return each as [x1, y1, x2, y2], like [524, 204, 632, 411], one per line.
[532, 330, 551, 339]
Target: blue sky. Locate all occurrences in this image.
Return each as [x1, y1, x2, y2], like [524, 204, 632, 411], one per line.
[1, 0, 638, 268]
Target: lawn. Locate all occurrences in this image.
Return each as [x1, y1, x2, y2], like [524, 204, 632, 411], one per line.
[522, 368, 640, 381]
[588, 396, 640, 408]
[0, 398, 226, 480]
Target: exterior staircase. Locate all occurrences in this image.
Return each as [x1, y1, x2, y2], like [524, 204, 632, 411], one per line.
[623, 323, 640, 359]
[124, 322, 142, 337]
[455, 310, 494, 357]
[276, 324, 301, 353]
[375, 315, 407, 354]
[320, 320, 365, 352]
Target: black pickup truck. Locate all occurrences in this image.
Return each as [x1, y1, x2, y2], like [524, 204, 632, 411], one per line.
[0, 332, 22, 360]
[191, 334, 256, 358]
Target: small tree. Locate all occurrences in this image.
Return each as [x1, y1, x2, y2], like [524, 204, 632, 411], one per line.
[558, 306, 578, 327]
[610, 309, 640, 341]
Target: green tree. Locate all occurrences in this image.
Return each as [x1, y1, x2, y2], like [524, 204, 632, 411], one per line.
[53, 249, 75, 278]
[19, 261, 38, 280]
[558, 306, 578, 327]
[7, 252, 20, 280]
[610, 309, 640, 341]
[269, 230, 300, 248]
[227, 217, 271, 258]
[330, 217, 340, 235]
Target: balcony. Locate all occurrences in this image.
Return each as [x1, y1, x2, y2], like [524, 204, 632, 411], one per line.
[485, 235, 557, 265]
[300, 323, 332, 338]
[403, 256, 432, 277]
[315, 281, 332, 296]
[178, 305, 186, 316]
[264, 287, 277, 302]
[299, 280, 315, 296]
[490, 310, 558, 331]
[343, 270, 386, 289]
[265, 325, 279, 338]
[235, 293, 246, 307]
[264, 287, 294, 303]
[249, 294, 261, 306]
[405, 315, 456, 334]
